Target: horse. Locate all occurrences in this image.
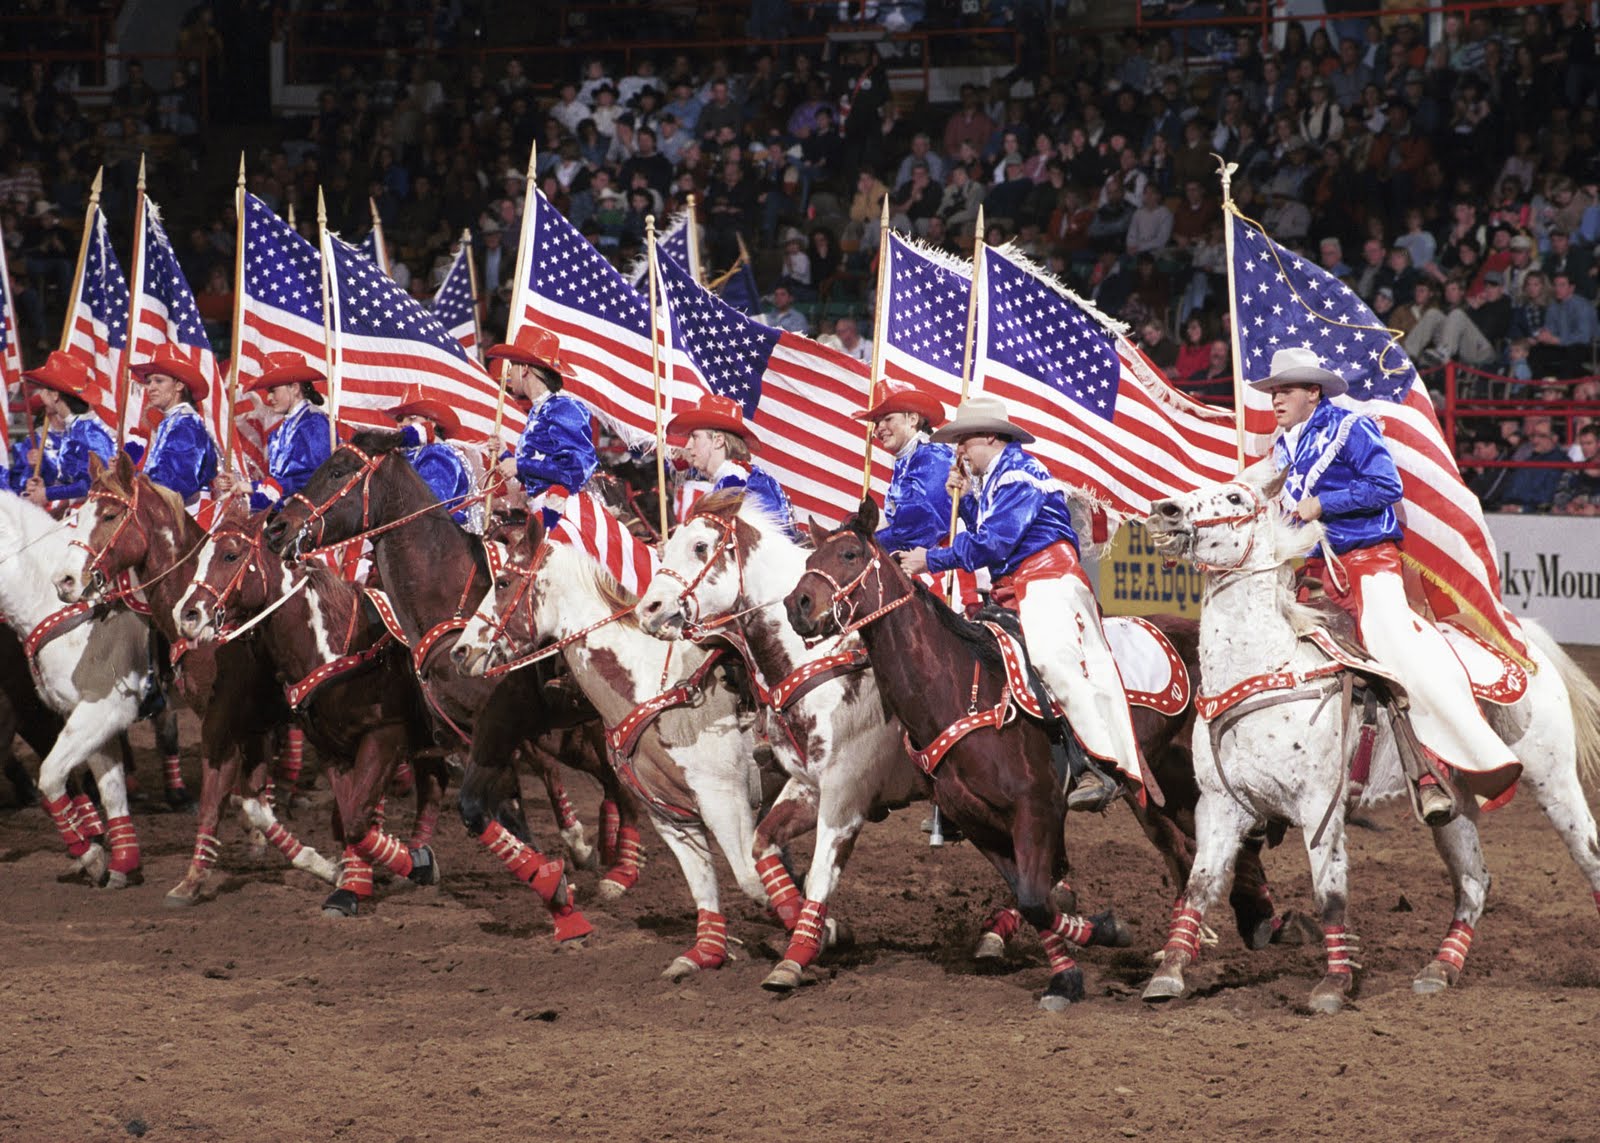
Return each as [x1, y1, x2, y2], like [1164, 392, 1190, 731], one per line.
[452, 510, 818, 980]
[52, 454, 339, 902]
[1142, 475, 1600, 1012]
[173, 498, 447, 915]
[0, 489, 150, 886]
[261, 430, 637, 941]
[0, 627, 63, 807]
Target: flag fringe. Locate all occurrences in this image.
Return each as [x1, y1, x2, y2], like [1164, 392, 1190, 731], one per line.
[626, 209, 692, 285]
[991, 241, 1131, 337]
[1402, 551, 1537, 672]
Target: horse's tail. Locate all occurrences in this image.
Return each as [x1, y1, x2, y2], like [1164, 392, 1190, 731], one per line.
[1523, 619, 1600, 789]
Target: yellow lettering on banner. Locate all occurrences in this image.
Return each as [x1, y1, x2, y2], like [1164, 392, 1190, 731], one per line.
[1100, 522, 1206, 617]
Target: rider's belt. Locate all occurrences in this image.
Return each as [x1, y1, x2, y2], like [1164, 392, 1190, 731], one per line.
[990, 541, 1089, 610]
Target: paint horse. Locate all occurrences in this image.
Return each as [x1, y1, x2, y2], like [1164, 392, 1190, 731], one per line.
[53, 454, 338, 902]
[174, 498, 447, 915]
[1142, 475, 1600, 1011]
[263, 430, 638, 941]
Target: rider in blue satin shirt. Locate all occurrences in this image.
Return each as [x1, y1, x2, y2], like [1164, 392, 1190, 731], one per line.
[131, 349, 219, 505]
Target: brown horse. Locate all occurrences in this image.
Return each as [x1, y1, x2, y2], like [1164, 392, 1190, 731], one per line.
[174, 499, 452, 917]
[54, 454, 339, 902]
[262, 430, 639, 940]
[786, 500, 1304, 1006]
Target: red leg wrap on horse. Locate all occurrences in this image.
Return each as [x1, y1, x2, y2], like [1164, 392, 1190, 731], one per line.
[555, 786, 580, 832]
[261, 776, 276, 810]
[391, 760, 414, 794]
[550, 901, 594, 943]
[338, 848, 375, 898]
[43, 794, 90, 857]
[599, 799, 621, 863]
[784, 899, 829, 967]
[190, 826, 221, 870]
[263, 820, 304, 862]
[756, 853, 802, 929]
[1323, 925, 1359, 976]
[106, 815, 140, 874]
[70, 794, 104, 840]
[1051, 913, 1094, 947]
[478, 821, 565, 902]
[408, 802, 440, 849]
[1037, 928, 1079, 977]
[1435, 919, 1475, 972]
[1164, 903, 1205, 962]
[355, 824, 415, 877]
[372, 796, 386, 833]
[981, 907, 1023, 941]
[682, 909, 729, 969]
[600, 827, 645, 893]
[280, 726, 304, 785]
[163, 755, 186, 793]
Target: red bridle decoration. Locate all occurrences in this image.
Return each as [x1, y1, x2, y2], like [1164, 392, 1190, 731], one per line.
[800, 533, 913, 640]
[1185, 481, 1271, 575]
[654, 513, 744, 629]
[186, 524, 271, 637]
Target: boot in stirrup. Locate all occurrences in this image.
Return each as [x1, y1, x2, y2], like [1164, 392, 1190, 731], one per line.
[1417, 773, 1456, 827]
[1067, 765, 1119, 814]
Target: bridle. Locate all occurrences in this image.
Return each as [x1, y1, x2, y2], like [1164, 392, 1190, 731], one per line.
[654, 514, 745, 630]
[71, 482, 151, 598]
[799, 532, 914, 640]
[282, 444, 383, 557]
[186, 523, 272, 638]
[1181, 481, 1271, 577]
[476, 537, 639, 678]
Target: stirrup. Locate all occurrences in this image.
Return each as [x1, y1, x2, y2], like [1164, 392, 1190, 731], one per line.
[1418, 780, 1456, 827]
[1067, 768, 1118, 814]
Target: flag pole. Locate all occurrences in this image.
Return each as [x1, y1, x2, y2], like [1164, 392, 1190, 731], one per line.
[646, 214, 670, 540]
[42, 167, 103, 481]
[461, 227, 484, 365]
[224, 154, 246, 467]
[941, 205, 984, 605]
[685, 193, 702, 285]
[368, 197, 391, 277]
[287, 201, 297, 232]
[317, 187, 338, 452]
[116, 155, 148, 450]
[859, 193, 891, 500]
[1216, 154, 1247, 471]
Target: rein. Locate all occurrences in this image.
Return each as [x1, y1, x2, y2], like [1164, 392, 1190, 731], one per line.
[481, 543, 639, 677]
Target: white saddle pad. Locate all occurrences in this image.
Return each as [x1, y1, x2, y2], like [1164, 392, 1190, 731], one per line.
[1104, 616, 1190, 716]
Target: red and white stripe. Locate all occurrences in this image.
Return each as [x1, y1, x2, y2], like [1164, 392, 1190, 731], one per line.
[549, 490, 658, 597]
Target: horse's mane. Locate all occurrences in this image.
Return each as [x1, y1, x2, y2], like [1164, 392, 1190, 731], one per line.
[537, 531, 640, 626]
[349, 428, 408, 455]
[96, 465, 189, 530]
[689, 488, 745, 521]
[1270, 514, 1326, 637]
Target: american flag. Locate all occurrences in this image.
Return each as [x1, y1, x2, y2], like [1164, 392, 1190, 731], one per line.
[549, 489, 658, 597]
[654, 248, 887, 523]
[132, 198, 266, 476]
[237, 191, 325, 384]
[356, 224, 391, 277]
[970, 244, 1237, 522]
[0, 221, 20, 446]
[517, 187, 660, 451]
[1227, 209, 1527, 660]
[63, 204, 128, 430]
[709, 250, 761, 316]
[326, 233, 505, 445]
[627, 210, 695, 290]
[431, 236, 479, 359]
[880, 232, 968, 410]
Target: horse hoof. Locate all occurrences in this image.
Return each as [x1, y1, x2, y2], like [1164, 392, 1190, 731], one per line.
[246, 829, 268, 861]
[1142, 956, 1190, 1002]
[1049, 882, 1079, 917]
[1039, 967, 1085, 1009]
[823, 917, 852, 951]
[406, 846, 441, 887]
[1089, 909, 1133, 948]
[296, 851, 341, 885]
[596, 878, 628, 900]
[1308, 975, 1352, 1014]
[973, 932, 1008, 961]
[102, 868, 143, 890]
[1412, 960, 1458, 995]
[662, 956, 701, 982]
[762, 960, 804, 992]
[165, 875, 207, 907]
[1243, 915, 1277, 951]
[321, 889, 362, 918]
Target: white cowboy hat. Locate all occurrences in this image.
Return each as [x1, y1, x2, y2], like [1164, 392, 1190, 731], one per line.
[1247, 346, 1350, 398]
[929, 395, 1036, 444]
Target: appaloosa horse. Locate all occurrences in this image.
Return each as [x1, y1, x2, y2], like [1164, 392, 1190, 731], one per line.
[175, 499, 447, 916]
[53, 455, 338, 902]
[263, 430, 638, 941]
[1142, 476, 1600, 1012]
[785, 499, 1321, 1007]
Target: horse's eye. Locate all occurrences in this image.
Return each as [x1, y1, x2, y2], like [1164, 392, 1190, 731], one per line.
[693, 541, 709, 560]
[1227, 492, 1243, 506]
[495, 577, 510, 590]
[223, 550, 239, 563]
[842, 547, 859, 563]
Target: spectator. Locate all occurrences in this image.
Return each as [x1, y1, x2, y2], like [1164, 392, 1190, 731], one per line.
[942, 85, 994, 162]
[1137, 318, 1178, 372]
[1555, 423, 1600, 513]
[1086, 177, 1135, 255]
[890, 161, 941, 235]
[1405, 277, 1497, 367]
[1461, 430, 1511, 511]
[1543, 229, 1595, 298]
[1352, 237, 1386, 302]
[1500, 423, 1569, 511]
[1466, 271, 1514, 352]
[759, 284, 809, 335]
[1174, 315, 1211, 380]
[1530, 271, 1597, 376]
[1126, 183, 1173, 257]
[894, 133, 945, 191]
[820, 314, 871, 362]
[1299, 77, 1345, 144]
[696, 80, 743, 141]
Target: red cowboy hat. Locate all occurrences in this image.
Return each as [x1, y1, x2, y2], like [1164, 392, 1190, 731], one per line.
[483, 324, 577, 379]
[386, 384, 463, 439]
[21, 351, 93, 399]
[130, 344, 210, 403]
[242, 351, 326, 394]
[851, 379, 947, 427]
[666, 393, 761, 451]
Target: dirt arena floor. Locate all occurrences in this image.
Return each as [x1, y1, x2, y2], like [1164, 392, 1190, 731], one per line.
[4, 651, 1600, 1142]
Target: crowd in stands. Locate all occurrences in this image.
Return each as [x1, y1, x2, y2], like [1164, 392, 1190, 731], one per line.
[2, 0, 1599, 513]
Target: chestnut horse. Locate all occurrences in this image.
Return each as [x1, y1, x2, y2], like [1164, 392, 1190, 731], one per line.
[53, 454, 338, 900]
[262, 430, 638, 940]
[786, 500, 1302, 1007]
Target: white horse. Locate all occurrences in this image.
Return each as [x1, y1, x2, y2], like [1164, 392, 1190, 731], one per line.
[453, 515, 801, 980]
[635, 491, 923, 990]
[0, 492, 150, 886]
[1142, 475, 1600, 1012]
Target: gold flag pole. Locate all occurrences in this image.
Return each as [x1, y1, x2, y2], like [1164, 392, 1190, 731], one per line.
[287, 201, 297, 232]
[461, 227, 484, 365]
[859, 193, 892, 500]
[224, 155, 246, 467]
[941, 204, 985, 605]
[1216, 154, 1247, 471]
[116, 154, 148, 450]
[316, 187, 338, 452]
[368, 197, 391, 277]
[684, 193, 703, 285]
[41, 167, 104, 481]
[646, 214, 670, 540]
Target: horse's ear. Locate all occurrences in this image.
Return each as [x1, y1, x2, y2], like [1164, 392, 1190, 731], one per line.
[804, 515, 830, 546]
[113, 449, 135, 483]
[855, 496, 880, 535]
[89, 453, 105, 481]
[526, 509, 546, 551]
[1261, 467, 1289, 500]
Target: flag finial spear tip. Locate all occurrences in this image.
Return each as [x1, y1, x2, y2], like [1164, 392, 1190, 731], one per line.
[237, 152, 246, 183]
[316, 186, 327, 223]
[136, 153, 146, 191]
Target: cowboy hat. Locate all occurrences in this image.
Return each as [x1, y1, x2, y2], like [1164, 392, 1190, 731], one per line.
[241, 351, 327, 393]
[21, 351, 93, 398]
[385, 384, 462, 439]
[851, 379, 947, 427]
[483, 324, 577, 379]
[666, 393, 761, 451]
[130, 344, 210, 402]
[930, 395, 1035, 444]
[1247, 346, 1350, 397]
